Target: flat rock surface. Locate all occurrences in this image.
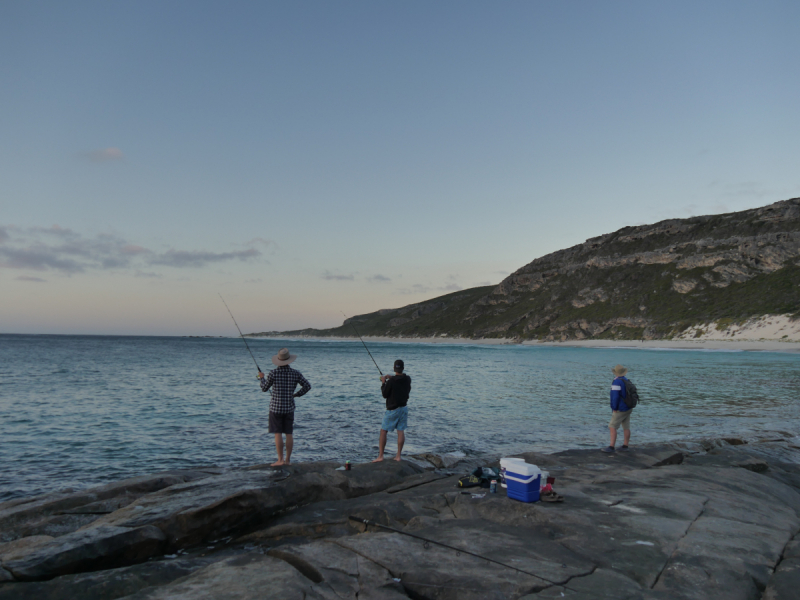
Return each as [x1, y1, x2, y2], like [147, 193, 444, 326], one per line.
[1, 439, 800, 599]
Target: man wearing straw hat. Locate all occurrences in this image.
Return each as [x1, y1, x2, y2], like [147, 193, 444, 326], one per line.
[258, 348, 312, 466]
[602, 364, 632, 453]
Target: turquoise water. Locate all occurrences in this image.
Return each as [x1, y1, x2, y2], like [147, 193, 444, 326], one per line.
[1, 334, 799, 502]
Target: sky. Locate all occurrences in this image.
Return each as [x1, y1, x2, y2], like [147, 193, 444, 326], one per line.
[2, 1, 799, 336]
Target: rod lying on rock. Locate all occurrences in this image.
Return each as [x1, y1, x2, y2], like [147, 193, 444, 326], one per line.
[348, 516, 586, 592]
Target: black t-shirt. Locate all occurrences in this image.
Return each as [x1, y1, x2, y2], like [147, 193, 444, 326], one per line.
[381, 374, 411, 411]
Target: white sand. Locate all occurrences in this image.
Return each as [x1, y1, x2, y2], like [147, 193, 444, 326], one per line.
[255, 315, 800, 353]
[674, 314, 800, 342]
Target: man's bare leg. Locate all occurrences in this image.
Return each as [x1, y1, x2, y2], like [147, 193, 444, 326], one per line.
[623, 429, 631, 447]
[285, 434, 293, 464]
[271, 433, 285, 466]
[609, 427, 617, 449]
[372, 430, 388, 462]
[393, 430, 405, 461]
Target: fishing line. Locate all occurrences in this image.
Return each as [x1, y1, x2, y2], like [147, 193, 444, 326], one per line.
[348, 516, 593, 593]
[219, 294, 262, 374]
[341, 311, 383, 376]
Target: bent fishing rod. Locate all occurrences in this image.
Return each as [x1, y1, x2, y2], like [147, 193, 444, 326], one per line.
[341, 311, 383, 377]
[219, 294, 262, 376]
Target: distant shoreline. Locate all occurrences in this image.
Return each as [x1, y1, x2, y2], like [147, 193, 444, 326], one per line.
[248, 335, 800, 353]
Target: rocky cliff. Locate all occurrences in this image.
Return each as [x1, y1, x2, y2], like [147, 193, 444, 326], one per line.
[253, 198, 800, 341]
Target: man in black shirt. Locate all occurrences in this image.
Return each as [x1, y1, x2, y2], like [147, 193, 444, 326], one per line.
[372, 359, 411, 462]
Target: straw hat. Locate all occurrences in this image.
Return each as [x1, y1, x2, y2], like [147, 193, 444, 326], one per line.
[611, 364, 628, 376]
[272, 348, 297, 366]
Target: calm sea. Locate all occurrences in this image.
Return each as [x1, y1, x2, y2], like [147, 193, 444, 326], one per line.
[1, 334, 799, 502]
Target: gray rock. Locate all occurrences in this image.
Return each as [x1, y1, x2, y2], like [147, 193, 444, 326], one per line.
[0, 557, 217, 600]
[4, 525, 166, 581]
[0, 535, 55, 564]
[0, 471, 214, 543]
[116, 554, 334, 600]
[2, 439, 800, 599]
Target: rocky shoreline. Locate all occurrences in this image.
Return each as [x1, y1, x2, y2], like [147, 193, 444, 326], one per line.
[1, 438, 799, 599]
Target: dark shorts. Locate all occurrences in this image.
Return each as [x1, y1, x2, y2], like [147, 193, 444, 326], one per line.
[269, 411, 294, 434]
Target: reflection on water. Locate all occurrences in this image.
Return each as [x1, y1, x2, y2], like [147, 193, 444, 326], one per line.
[1, 334, 799, 501]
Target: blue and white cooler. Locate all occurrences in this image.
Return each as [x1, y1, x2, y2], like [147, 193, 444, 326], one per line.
[501, 458, 542, 503]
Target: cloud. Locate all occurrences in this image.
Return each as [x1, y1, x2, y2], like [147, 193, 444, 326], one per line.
[0, 225, 263, 275]
[150, 248, 260, 268]
[321, 270, 355, 281]
[16, 275, 46, 282]
[367, 274, 391, 283]
[87, 147, 124, 162]
[246, 237, 277, 250]
[134, 270, 161, 278]
[397, 282, 464, 295]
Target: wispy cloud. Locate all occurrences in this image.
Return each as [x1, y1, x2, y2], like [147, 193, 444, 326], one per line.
[245, 237, 277, 251]
[87, 147, 124, 162]
[367, 274, 391, 283]
[397, 282, 462, 295]
[0, 225, 262, 275]
[321, 270, 355, 281]
[150, 248, 259, 268]
[16, 275, 46, 282]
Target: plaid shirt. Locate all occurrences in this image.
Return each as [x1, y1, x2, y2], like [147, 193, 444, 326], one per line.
[259, 365, 311, 414]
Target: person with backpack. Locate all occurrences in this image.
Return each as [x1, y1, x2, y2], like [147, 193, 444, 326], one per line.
[602, 364, 637, 453]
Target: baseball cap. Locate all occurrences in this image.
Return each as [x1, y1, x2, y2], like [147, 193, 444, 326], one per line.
[394, 359, 404, 372]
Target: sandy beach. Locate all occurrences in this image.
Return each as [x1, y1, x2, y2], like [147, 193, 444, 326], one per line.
[254, 314, 800, 352]
[258, 335, 800, 353]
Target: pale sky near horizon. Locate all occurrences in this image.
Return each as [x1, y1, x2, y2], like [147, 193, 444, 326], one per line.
[2, 1, 799, 336]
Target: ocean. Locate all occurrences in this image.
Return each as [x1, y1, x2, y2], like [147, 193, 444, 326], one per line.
[1, 334, 799, 502]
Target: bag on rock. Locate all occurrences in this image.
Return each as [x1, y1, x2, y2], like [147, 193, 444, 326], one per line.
[457, 475, 482, 488]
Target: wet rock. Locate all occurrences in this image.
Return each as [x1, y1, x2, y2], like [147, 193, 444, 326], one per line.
[0, 535, 55, 564]
[267, 540, 409, 599]
[89, 461, 424, 548]
[0, 557, 217, 600]
[735, 457, 769, 472]
[116, 554, 334, 600]
[0, 471, 214, 543]
[2, 439, 800, 599]
[520, 568, 643, 599]
[0, 567, 13, 582]
[764, 538, 800, 600]
[4, 525, 166, 581]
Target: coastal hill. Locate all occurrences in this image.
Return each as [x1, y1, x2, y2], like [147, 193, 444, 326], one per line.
[252, 198, 800, 341]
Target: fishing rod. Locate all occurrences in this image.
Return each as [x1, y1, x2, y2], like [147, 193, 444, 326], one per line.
[219, 294, 262, 375]
[341, 311, 383, 377]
